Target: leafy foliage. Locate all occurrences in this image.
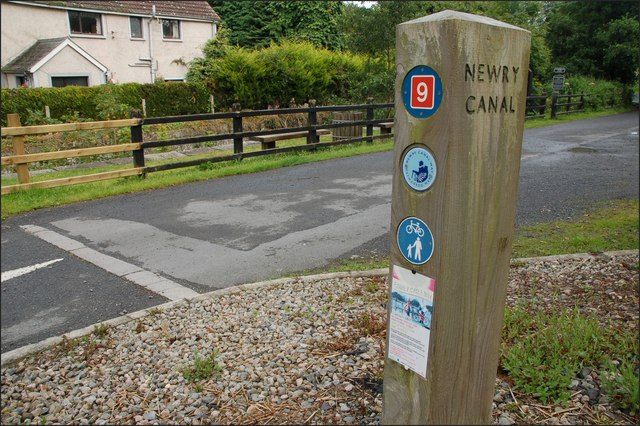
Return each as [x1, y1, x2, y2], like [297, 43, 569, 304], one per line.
[545, 1, 639, 84]
[187, 41, 370, 109]
[501, 305, 639, 406]
[1, 82, 210, 125]
[208, 1, 344, 50]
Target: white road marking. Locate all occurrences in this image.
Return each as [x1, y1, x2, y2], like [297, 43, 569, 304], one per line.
[1, 258, 64, 282]
[20, 225, 198, 300]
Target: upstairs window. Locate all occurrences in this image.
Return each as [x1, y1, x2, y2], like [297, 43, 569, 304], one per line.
[162, 19, 181, 40]
[68, 11, 103, 35]
[130, 17, 143, 38]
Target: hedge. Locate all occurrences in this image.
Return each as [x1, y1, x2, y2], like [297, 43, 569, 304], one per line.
[1, 82, 210, 126]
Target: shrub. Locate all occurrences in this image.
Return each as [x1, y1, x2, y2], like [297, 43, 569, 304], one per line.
[1, 82, 210, 125]
[187, 40, 368, 110]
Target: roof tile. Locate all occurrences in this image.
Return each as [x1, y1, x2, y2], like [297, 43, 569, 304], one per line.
[13, 1, 220, 22]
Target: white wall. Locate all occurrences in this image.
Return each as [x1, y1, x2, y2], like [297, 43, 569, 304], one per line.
[1, 2, 216, 86]
[34, 45, 106, 88]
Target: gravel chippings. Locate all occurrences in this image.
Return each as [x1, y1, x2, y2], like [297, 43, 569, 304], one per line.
[1, 251, 638, 425]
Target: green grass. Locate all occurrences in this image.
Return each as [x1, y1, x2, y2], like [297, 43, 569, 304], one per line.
[1, 137, 393, 219]
[3, 108, 633, 219]
[307, 199, 638, 274]
[512, 199, 639, 258]
[500, 305, 638, 407]
[182, 349, 222, 383]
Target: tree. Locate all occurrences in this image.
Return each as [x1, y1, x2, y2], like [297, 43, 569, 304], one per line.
[338, 1, 551, 80]
[546, 1, 639, 84]
[208, 1, 344, 50]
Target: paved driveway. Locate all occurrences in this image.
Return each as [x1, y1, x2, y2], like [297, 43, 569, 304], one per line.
[2, 111, 638, 352]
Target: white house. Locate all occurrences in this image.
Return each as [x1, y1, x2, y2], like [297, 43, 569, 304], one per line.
[1, 0, 219, 88]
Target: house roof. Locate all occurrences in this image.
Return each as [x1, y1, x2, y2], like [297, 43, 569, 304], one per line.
[1, 37, 107, 73]
[10, 1, 220, 22]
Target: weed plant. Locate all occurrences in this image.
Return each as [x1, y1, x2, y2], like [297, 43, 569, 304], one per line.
[182, 349, 222, 383]
[500, 304, 639, 411]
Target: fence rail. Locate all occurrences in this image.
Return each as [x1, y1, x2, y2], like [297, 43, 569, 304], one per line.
[551, 93, 587, 118]
[1, 99, 394, 195]
[1, 93, 595, 195]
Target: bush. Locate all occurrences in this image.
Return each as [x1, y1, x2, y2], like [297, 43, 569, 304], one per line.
[187, 40, 370, 109]
[542, 75, 628, 110]
[1, 82, 210, 125]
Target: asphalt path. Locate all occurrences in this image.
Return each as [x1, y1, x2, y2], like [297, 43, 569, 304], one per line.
[1, 111, 638, 353]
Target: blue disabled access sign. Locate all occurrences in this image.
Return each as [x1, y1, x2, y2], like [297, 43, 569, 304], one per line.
[402, 145, 437, 192]
[402, 65, 443, 119]
[397, 216, 434, 265]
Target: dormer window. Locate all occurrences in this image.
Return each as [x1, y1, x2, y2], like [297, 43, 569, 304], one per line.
[68, 11, 103, 35]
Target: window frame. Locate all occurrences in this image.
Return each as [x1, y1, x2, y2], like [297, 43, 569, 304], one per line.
[50, 75, 90, 88]
[129, 16, 144, 39]
[161, 19, 181, 40]
[68, 10, 104, 36]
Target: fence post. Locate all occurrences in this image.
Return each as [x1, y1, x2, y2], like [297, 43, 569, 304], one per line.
[7, 113, 30, 184]
[383, 11, 530, 424]
[210, 94, 215, 113]
[551, 93, 558, 119]
[566, 94, 571, 114]
[307, 99, 318, 145]
[580, 94, 585, 111]
[44, 105, 50, 119]
[130, 110, 145, 170]
[232, 103, 243, 155]
[366, 97, 374, 143]
[141, 99, 147, 117]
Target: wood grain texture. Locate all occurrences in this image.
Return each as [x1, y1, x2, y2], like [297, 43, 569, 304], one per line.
[1, 168, 144, 195]
[1, 143, 142, 165]
[6, 114, 30, 184]
[382, 11, 530, 425]
[1, 118, 141, 137]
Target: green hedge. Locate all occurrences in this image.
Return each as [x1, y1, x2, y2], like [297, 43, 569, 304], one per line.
[542, 76, 630, 110]
[187, 41, 381, 110]
[1, 82, 210, 126]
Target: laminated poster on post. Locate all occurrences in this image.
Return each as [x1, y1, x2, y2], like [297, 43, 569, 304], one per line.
[388, 264, 435, 379]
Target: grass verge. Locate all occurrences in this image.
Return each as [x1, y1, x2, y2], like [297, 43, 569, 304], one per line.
[512, 199, 639, 258]
[312, 199, 639, 274]
[0, 138, 393, 219]
[2, 108, 634, 219]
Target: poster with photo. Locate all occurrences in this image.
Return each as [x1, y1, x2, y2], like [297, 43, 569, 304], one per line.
[388, 264, 436, 379]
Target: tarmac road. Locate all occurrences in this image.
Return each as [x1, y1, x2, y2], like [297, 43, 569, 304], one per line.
[1, 111, 638, 352]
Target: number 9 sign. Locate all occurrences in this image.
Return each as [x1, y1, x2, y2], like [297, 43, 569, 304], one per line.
[402, 65, 443, 119]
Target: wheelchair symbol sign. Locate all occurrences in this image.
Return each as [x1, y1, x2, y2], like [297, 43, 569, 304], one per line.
[397, 216, 434, 265]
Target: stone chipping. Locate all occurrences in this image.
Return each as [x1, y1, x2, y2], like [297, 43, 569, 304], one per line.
[1, 251, 638, 425]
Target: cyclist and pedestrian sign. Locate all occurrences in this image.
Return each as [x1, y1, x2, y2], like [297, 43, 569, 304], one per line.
[397, 216, 434, 265]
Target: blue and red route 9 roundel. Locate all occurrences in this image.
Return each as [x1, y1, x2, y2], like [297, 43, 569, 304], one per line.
[402, 65, 443, 119]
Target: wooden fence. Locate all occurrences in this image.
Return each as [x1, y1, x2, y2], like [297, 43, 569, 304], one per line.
[551, 93, 587, 118]
[1, 99, 394, 195]
[1, 93, 595, 195]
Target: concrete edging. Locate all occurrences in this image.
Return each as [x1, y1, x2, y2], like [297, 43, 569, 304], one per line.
[2, 250, 637, 367]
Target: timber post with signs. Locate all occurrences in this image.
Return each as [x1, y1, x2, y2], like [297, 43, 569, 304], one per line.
[382, 11, 530, 425]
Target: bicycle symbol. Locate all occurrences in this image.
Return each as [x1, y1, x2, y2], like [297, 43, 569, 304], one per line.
[405, 220, 425, 237]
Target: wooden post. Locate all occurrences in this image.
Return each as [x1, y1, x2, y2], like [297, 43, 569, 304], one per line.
[210, 94, 215, 113]
[44, 105, 51, 119]
[232, 103, 243, 155]
[307, 99, 318, 145]
[382, 11, 530, 425]
[551, 93, 558, 119]
[7, 114, 30, 184]
[130, 110, 145, 169]
[141, 99, 147, 117]
[366, 97, 374, 143]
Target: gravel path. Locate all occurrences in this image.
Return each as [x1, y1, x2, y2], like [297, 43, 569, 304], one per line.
[1, 251, 638, 425]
